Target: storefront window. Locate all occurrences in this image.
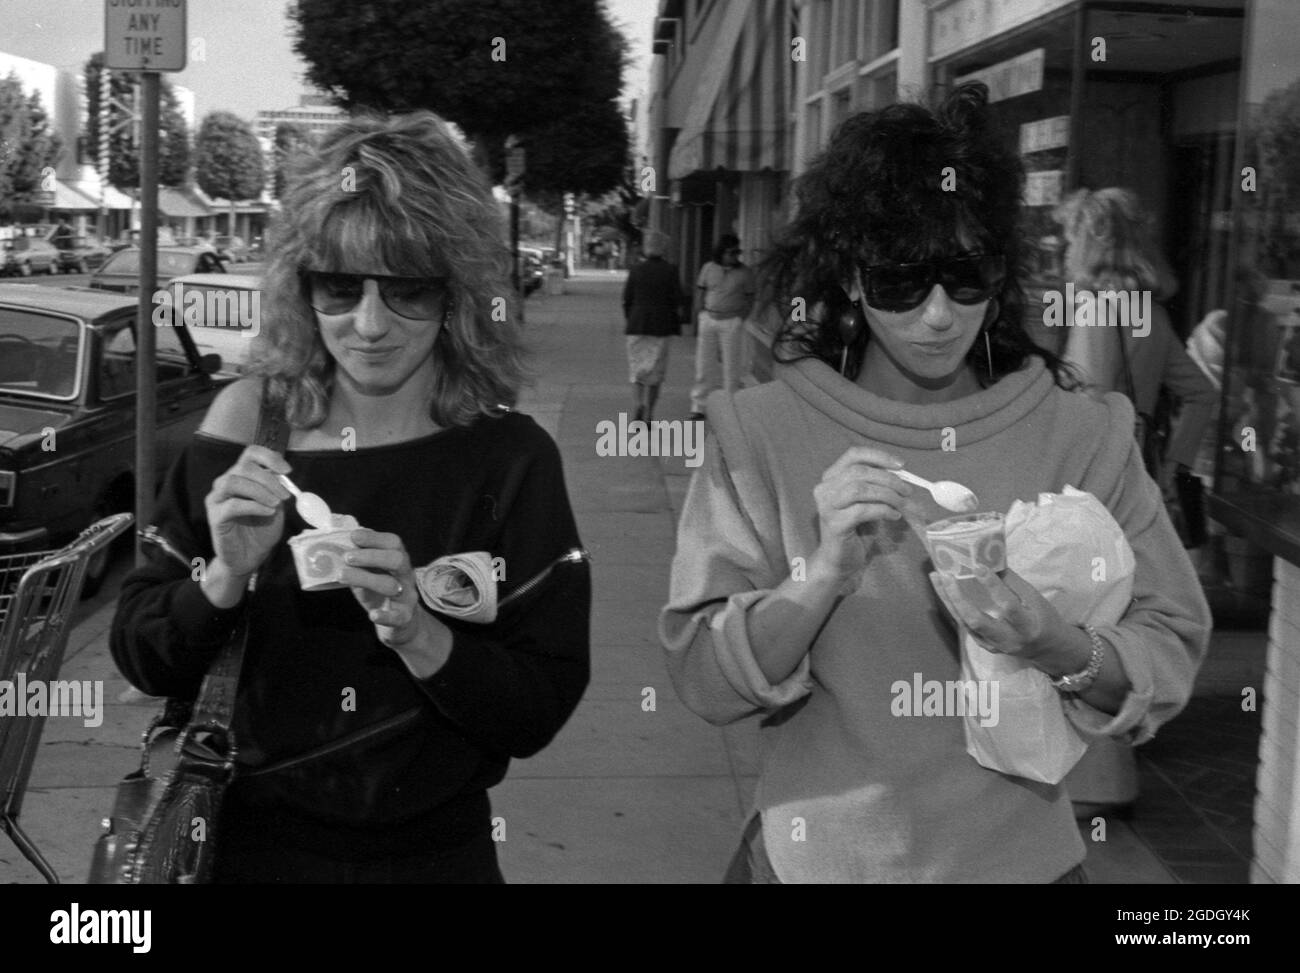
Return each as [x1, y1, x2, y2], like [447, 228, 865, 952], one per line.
[1215, 0, 1300, 546]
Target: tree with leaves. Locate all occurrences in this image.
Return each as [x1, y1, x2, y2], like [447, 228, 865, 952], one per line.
[195, 111, 265, 234]
[0, 72, 62, 221]
[290, 0, 628, 198]
[83, 53, 190, 190]
[273, 121, 316, 199]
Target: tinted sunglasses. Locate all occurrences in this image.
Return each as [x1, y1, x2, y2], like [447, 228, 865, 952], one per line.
[299, 270, 450, 320]
[859, 253, 1006, 312]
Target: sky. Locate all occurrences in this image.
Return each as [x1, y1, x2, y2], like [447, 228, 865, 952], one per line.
[1, 0, 660, 121]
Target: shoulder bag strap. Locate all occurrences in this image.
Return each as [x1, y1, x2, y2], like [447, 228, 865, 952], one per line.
[187, 379, 289, 740]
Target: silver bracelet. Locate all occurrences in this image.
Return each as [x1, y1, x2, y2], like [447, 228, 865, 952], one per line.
[1050, 624, 1106, 695]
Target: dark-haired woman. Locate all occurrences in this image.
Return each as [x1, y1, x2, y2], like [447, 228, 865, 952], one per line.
[659, 84, 1209, 883]
[111, 112, 591, 883]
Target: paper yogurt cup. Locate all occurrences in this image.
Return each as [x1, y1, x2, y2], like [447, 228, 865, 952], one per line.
[288, 526, 358, 591]
[924, 512, 1006, 579]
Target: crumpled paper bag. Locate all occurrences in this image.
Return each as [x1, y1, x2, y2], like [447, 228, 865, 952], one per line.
[959, 486, 1135, 784]
[414, 551, 498, 623]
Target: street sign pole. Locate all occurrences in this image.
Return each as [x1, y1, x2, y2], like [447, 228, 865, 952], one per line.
[135, 70, 160, 564]
[105, 0, 186, 565]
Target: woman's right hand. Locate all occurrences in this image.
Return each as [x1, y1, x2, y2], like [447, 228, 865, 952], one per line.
[809, 446, 912, 582]
[204, 444, 292, 581]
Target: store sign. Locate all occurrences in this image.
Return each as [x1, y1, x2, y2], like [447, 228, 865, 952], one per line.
[931, 0, 1074, 60]
[1020, 116, 1070, 154]
[956, 49, 1044, 104]
[1025, 170, 1064, 208]
[33, 191, 56, 207]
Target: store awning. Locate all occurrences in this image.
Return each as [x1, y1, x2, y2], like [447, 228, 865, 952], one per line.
[49, 181, 101, 211]
[667, 0, 792, 179]
[159, 187, 211, 219]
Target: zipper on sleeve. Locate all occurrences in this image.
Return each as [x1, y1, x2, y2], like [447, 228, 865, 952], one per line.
[498, 547, 590, 609]
[138, 524, 192, 569]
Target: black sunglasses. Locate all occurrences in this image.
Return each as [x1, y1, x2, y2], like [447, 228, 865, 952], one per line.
[859, 253, 1006, 313]
[299, 270, 450, 320]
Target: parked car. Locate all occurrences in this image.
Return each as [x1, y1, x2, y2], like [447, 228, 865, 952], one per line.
[89, 246, 228, 294]
[1, 236, 60, 276]
[0, 284, 231, 594]
[57, 235, 113, 274]
[212, 235, 249, 263]
[518, 246, 545, 296]
[158, 272, 263, 376]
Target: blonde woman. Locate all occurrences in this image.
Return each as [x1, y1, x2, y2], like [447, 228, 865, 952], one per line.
[1054, 187, 1217, 492]
[111, 112, 591, 883]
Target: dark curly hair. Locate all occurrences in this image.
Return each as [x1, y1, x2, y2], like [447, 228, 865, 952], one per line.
[763, 83, 1078, 389]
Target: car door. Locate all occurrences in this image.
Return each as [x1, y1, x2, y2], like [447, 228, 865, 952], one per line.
[96, 312, 227, 490]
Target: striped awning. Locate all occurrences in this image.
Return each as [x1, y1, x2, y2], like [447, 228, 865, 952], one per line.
[668, 0, 792, 179]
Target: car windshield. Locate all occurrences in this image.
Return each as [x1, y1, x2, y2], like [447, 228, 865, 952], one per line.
[99, 250, 199, 277]
[0, 309, 81, 399]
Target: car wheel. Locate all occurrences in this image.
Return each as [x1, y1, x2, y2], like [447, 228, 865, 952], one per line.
[19, 261, 32, 277]
[48, 261, 58, 275]
[81, 493, 133, 599]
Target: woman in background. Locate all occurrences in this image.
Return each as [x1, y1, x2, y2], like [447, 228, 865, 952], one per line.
[1054, 187, 1217, 495]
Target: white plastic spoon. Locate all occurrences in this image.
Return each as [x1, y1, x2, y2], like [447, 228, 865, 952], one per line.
[894, 469, 979, 513]
[277, 474, 334, 529]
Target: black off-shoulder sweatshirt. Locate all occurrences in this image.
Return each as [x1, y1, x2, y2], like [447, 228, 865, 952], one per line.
[110, 411, 591, 860]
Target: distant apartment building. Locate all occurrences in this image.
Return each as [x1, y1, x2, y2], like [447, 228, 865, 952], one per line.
[255, 92, 348, 142]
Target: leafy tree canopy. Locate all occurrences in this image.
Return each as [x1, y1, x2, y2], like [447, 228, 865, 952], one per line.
[194, 110, 265, 203]
[0, 72, 62, 218]
[290, 0, 629, 196]
[83, 53, 190, 190]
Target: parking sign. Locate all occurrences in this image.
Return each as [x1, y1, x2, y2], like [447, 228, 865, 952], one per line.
[105, 0, 187, 72]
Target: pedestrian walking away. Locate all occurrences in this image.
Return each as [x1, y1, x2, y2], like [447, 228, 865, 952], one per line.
[659, 83, 1210, 884]
[623, 230, 688, 423]
[109, 111, 592, 884]
[689, 233, 755, 420]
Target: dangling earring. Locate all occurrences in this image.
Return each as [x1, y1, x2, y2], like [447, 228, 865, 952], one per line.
[982, 298, 1001, 381]
[839, 298, 869, 376]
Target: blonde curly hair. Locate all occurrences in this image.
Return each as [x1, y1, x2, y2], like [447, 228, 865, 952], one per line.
[252, 110, 529, 429]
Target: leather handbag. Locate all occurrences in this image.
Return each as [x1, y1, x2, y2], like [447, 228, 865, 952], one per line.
[88, 380, 285, 884]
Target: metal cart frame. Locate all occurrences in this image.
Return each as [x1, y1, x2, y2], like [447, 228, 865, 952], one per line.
[0, 513, 133, 883]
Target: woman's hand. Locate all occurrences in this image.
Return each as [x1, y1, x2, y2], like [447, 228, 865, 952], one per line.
[809, 446, 913, 583]
[204, 444, 292, 580]
[340, 529, 453, 677]
[927, 566, 1075, 665]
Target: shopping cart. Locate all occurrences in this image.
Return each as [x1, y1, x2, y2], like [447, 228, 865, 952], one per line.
[0, 512, 133, 884]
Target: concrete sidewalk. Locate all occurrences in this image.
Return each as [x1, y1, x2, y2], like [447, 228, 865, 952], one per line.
[1, 270, 1262, 883]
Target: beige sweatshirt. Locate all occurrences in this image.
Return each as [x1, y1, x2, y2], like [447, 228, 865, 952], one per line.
[659, 356, 1211, 882]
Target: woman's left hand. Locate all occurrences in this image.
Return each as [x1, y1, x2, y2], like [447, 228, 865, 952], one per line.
[340, 529, 451, 670]
[928, 566, 1072, 663]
